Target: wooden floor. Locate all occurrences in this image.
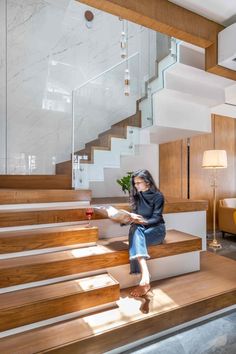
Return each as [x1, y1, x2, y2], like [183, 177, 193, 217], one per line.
[0, 251, 235, 354]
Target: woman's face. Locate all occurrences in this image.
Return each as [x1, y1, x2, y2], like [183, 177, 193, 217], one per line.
[134, 176, 149, 192]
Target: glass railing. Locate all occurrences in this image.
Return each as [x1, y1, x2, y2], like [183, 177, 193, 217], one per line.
[71, 33, 178, 189]
[72, 52, 141, 189]
[140, 36, 178, 128]
[0, 155, 57, 175]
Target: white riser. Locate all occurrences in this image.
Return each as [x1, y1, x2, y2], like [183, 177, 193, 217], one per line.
[165, 63, 228, 107]
[153, 88, 211, 133]
[89, 144, 159, 197]
[107, 251, 200, 289]
[91, 210, 206, 250]
[75, 126, 140, 188]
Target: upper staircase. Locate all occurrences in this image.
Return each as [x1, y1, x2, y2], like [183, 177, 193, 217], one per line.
[55, 107, 141, 177]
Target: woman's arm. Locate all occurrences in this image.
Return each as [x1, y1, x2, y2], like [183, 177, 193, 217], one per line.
[145, 193, 164, 225]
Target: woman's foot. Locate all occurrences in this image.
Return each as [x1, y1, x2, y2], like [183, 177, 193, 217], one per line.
[130, 283, 151, 297]
[140, 295, 151, 314]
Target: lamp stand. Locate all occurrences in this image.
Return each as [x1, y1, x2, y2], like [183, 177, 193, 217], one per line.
[209, 170, 222, 249]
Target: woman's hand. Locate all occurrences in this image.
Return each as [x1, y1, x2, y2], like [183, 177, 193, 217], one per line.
[130, 213, 147, 225]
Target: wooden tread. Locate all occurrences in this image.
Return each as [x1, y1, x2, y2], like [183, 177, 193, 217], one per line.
[0, 175, 72, 190]
[0, 189, 91, 204]
[0, 199, 208, 227]
[0, 230, 201, 287]
[0, 252, 235, 354]
[0, 225, 98, 253]
[0, 273, 119, 331]
[0, 208, 90, 227]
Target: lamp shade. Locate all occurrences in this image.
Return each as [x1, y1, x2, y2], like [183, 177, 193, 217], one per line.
[202, 150, 227, 169]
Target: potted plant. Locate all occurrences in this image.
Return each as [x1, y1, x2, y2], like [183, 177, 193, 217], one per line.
[116, 172, 133, 194]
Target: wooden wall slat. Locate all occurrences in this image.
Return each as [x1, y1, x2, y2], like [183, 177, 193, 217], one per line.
[159, 115, 236, 231]
[159, 140, 183, 198]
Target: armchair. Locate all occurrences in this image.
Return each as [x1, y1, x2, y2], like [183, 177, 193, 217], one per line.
[218, 198, 236, 237]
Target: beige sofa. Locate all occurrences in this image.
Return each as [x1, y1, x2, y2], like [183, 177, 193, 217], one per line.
[218, 198, 236, 237]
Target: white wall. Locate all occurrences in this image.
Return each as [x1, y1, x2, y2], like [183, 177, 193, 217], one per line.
[90, 144, 159, 197]
[0, 0, 6, 174]
[1, 0, 158, 174]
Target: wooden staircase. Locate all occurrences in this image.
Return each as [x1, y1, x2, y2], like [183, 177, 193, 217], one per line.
[56, 107, 141, 176]
[0, 190, 235, 353]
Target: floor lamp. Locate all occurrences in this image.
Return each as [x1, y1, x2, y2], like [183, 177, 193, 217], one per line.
[202, 150, 227, 249]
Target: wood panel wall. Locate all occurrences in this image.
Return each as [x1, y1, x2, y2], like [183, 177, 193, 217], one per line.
[159, 139, 187, 198]
[159, 115, 236, 231]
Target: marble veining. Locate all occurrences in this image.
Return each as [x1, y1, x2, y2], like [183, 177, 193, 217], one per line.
[1, 0, 158, 173]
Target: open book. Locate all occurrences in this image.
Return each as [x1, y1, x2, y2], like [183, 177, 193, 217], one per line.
[94, 205, 144, 224]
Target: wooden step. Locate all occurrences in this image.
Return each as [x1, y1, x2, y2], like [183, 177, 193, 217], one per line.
[0, 207, 92, 227]
[0, 175, 72, 190]
[0, 230, 201, 287]
[0, 189, 91, 204]
[0, 199, 208, 227]
[0, 202, 116, 227]
[0, 252, 235, 354]
[0, 273, 119, 332]
[55, 161, 72, 176]
[0, 225, 98, 253]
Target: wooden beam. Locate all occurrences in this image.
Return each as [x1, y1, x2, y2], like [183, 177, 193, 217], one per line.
[78, 0, 223, 48]
[206, 43, 236, 80]
[78, 0, 236, 81]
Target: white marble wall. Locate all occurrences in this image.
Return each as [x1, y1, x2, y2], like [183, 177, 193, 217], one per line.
[1, 0, 158, 174]
[0, 0, 6, 174]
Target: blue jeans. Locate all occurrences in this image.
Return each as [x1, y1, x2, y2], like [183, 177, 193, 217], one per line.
[128, 223, 166, 274]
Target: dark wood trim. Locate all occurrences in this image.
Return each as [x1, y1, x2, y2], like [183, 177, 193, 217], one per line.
[77, 0, 236, 81]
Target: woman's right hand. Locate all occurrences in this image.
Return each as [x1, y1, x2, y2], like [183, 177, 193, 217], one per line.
[130, 214, 147, 225]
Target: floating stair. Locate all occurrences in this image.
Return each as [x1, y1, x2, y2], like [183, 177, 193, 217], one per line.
[0, 273, 119, 332]
[0, 225, 98, 253]
[1, 191, 232, 354]
[0, 252, 235, 354]
[0, 230, 201, 288]
[0, 175, 72, 190]
[0, 204, 91, 227]
[0, 188, 91, 204]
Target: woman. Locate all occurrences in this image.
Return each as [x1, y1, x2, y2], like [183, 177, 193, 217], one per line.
[128, 169, 166, 297]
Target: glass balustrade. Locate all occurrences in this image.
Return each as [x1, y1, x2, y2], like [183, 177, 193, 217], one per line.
[72, 52, 141, 189]
[72, 33, 178, 189]
[0, 0, 178, 188]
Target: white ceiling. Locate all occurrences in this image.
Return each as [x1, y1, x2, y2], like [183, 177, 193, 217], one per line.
[169, 0, 236, 26]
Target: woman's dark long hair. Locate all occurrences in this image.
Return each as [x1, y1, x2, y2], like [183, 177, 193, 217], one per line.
[130, 169, 159, 211]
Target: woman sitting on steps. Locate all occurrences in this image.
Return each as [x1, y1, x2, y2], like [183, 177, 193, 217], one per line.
[128, 169, 166, 297]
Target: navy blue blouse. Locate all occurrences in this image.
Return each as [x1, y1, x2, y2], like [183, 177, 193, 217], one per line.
[134, 189, 165, 226]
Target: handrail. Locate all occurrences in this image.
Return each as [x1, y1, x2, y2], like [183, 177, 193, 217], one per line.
[72, 52, 139, 92]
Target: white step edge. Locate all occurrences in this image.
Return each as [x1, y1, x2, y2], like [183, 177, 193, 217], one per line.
[0, 201, 90, 212]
